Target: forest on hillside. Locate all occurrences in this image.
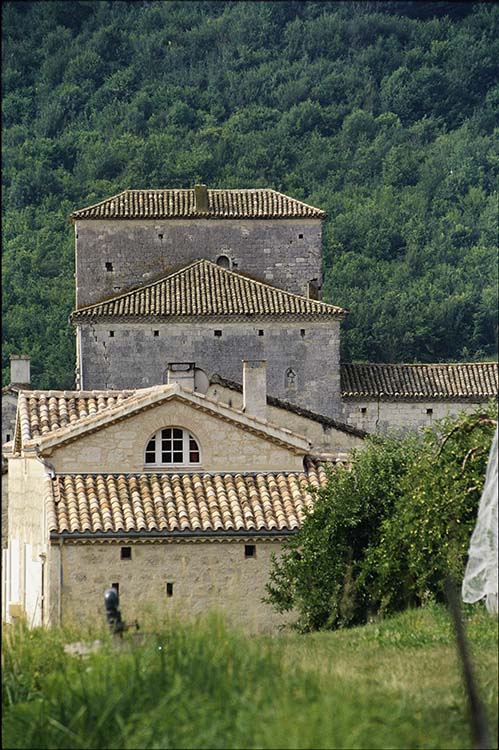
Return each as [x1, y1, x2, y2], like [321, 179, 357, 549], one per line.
[2, 0, 498, 389]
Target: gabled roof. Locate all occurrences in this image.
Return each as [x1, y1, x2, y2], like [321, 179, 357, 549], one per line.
[46, 458, 344, 537]
[209, 374, 367, 439]
[71, 188, 326, 221]
[70, 259, 347, 322]
[341, 362, 499, 401]
[14, 384, 310, 455]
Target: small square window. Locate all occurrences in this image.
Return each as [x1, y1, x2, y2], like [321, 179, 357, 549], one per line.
[158, 233, 164, 240]
[245, 544, 256, 558]
[121, 547, 131, 560]
[300, 329, 305, 337]
[214, 330, 222, 337]
[166, 582, 174, 597]
[298, 233, 303, 239]
[426, 408, 433, 416]
[153, 330, 159, 337]
[109, 331, 114, 337]
[258, 330, 264, 336]
[360, 407, 367, 415]
[105, 262, 113, 271]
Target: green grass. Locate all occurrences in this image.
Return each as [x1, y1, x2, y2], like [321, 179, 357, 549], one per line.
[2, 604, 497, 749]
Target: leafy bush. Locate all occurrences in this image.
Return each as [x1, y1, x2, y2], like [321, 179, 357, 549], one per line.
[266, 406, 497, 631]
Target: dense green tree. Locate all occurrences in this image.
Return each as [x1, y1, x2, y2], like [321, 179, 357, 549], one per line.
[2, 0, 498, 387]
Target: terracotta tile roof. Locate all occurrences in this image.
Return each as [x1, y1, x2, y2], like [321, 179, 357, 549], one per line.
[209, 374, 367, 438]
[16, 389, 134, 447]
[46, 458, 344, 536]
[71, 188, 326, 220]
[14, 384, 310, 456]
[70, 259, 346, 321]
[341, 362, 499, 400]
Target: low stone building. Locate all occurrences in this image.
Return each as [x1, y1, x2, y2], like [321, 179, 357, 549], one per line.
[341, 362, 498, 433]
[3, 362, 352, 631]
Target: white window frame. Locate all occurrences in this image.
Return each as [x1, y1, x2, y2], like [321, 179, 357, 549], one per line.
[144, 427, 201, 468]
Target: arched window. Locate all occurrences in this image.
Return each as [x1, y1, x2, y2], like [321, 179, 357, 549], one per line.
[145, 428, 201, 466]
[285, 368, 297, 389]
[216, 255, 230, 269]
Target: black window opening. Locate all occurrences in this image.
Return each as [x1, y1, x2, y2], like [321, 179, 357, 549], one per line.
[121, 547, 132, 560]
[258, 330, 264, 336]
[300, 329, 305, 337]
[158, 233, 164, 240]
[5, 433, 10, 442]
[153, 330, 159, 337]
[298, 233, 303, 239]
[105, 262, 113, 271]
[360, 407, 367, 415]
[426, 408, 433, 416]
[109, 331, 114, 338]
[166, 582, 174, 597]
[216, 255, 230, 269]
[111, 582, 119, 596]
[245, 544, 256, 558]
[214, 330, 222, 337]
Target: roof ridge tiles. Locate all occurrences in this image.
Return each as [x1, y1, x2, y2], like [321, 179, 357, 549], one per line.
[70, 258, 347, 320]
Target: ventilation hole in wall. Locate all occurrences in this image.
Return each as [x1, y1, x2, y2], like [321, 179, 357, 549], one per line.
[109, 331, 115, 338]
[258, 330, 264, 336]
[300, 329, 305, 337]
[232, 261, 238, 268]
[166, 582, 174, 597]
[214, 330, 222, 337]
[105, 262, 113, 271]
[298, 233, 303, 239]
[245, 544, 256, 558]
[216, 255, 230, 269]
[6, 433, 11, 442]
[153, 330, 159, 337]
[121, 547, 131, 560]
[426, 408, 433, 416]
[158, 233, 163, 240]
[360, 407, 367, 415]
[111, 582, 119, 596]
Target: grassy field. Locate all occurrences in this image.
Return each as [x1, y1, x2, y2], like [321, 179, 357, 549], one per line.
[2, 603, 497, 749]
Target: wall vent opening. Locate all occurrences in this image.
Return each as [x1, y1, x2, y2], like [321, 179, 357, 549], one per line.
[121, 547, 131, 560]
[426, 408, 433, 416]
[300, 329, 305, 337]
[166, 582, 174, 597]
[214, 330, 222, 337]
[105, 262, 113, 272]
[360, 407, 367, 415]
[109, 331, 115, 338]
[153, 330, 159, 337]
[258, 330, 264, 336]
[158, 233, 164, 240]
[298, 233, 303, 239]
[245, 544, 256, 558]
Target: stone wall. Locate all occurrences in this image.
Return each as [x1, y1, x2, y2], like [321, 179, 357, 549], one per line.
[77, 319, 343, 419]
[206, 381, 364, 455]
[4, 456, 50, 625]
[342, 399, 488, 433]
[46, 399, 305, 474]
[55, 538, 294, 633]
[75, 218, 322, 308]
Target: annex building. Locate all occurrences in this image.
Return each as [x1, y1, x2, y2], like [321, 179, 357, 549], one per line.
[2, 186, 497, 630]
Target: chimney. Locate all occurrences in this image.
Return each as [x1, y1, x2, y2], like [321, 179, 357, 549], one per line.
[242, 360, 267, 421]
[167, 362, 195, 391]
[10, 354, 30, 387]
[194, 184, 209, 214]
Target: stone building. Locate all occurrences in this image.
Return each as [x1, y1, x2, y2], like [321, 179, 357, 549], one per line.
[3, 363, 353, 630]
[2, 184, 498, 629]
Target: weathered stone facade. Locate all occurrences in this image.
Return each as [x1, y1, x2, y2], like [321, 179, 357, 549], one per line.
[77, 319, 343, 419]
[75, 218, 322, 308]
[51, 539, 292, 633]
[46, 396, 306, 475]
[342, 398, 490, 434]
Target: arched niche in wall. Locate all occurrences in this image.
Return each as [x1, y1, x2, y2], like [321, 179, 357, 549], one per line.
[216, 255, 231, 269]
